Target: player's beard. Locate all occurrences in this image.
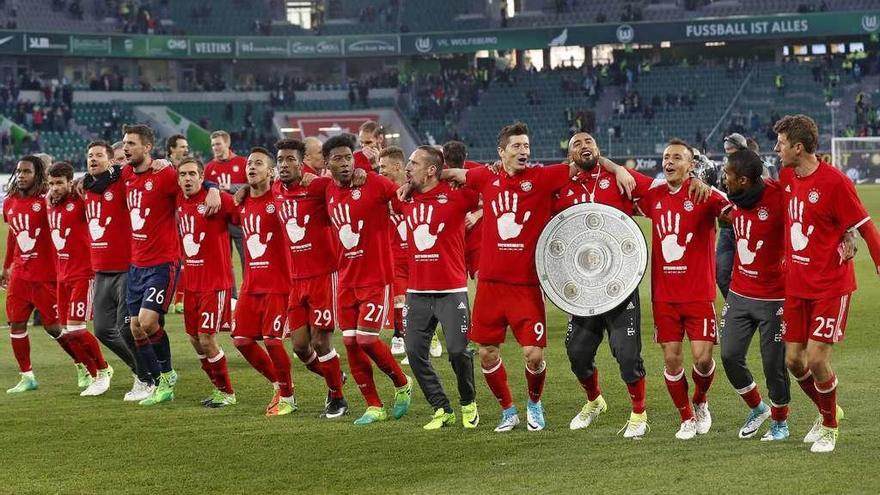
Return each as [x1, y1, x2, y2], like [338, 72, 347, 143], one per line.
[575, 155, 599, 171]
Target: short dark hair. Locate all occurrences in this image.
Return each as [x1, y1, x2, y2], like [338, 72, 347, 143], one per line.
[275, 138, 306, 160]
[666, 138, 695, 158]
[48, 161, 75, 181]
[165, 134, 186, 155]
[416, 145, 444, 170]
[746, 137, 759, 154]
[442, 141, 467, 168]
[322, 134, 357, 159]
[773, 114, 818, 153]
[122, 124, 155, 146]
[497, 122, 529, 149]
[726, 150, 764, 184]
[379, 146, 405, 163]
[177, 157, 204, 174]
[249, 146, 274, 165]
[87, 140, 114, 157]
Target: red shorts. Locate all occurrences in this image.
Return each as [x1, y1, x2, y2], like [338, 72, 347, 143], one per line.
[783, 294, 851, 344]
[231, 293, 288, 339]
[470, 280, 547, 347]
[57, 277, 94, 325]
[653, 301, 717, 343]
[6, 276, 58, 325]
[393, 258, 409, 298]
[337, 284, 391, 331]
[184, 289, 232, 337]
[287, 273, 337, 332]
[466, 249, 480, 279]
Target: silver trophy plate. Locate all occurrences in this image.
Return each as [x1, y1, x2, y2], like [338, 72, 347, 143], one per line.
[536, 202, 647, 317]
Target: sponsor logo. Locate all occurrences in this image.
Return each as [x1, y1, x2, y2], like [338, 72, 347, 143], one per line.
[347, 39, 397, 54]
[193, 41, 233, 55]
[616, 24, 635, 43]
[167, 39, 188, 51]
[414, 37, 432, 54]
[28, 36, 68, 51]
[124, 39, 134, 52]
[861, 14, 879, 32]
[548, 28, 568, 47]
[239, 41, 287, 55]
[784, 185, 791, 192]
[0, 36, 14, 47]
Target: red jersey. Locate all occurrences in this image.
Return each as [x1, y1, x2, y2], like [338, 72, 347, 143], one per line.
[176, 188, 235, 291]
[467, 164, 571, 285]
[555, 166, 655, 215]
[463, 161, 483, 255]
[205, 153, 248, 186]
[84, 178, 131, 272]
[323, 173, 397, 288]
[390, 208, 409, 264]
[123, 165, 181, 266]
[272, 178, 337, 279]
[233, 190, 289, 294]
[728, 180, 786, 300]
[3, 194, 56, 282]
[353, 150, 374, 172]
[47, 194, 93, 280]
[639, 179, 730, 303]
[395, 182, 479, 292]
[780, 162, 871, 299]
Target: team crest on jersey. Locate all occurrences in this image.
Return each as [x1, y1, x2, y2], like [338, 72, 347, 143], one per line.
[808, 189, 820, 204]
[757, 207, 769, 221]
[197, 204, 207, 215]
[599, 178, 611, 190]
[351, 189, 362, 200]
[65, 203, 74, 212]
[145, 180, 154, 191]
[683, 200, 694, 212]
[32, 202, 41, 212]
[266, 203, 276, 214]
[104, 191, 114, 201]
[521, 180, 533, 192]
[437, 193, 448, 204]
[233, 166, 240, 173]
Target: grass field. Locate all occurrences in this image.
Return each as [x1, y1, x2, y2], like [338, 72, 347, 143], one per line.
[1, 187, 879, 495]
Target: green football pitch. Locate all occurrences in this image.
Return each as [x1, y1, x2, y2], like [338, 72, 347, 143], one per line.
[1, 187, 879, 495]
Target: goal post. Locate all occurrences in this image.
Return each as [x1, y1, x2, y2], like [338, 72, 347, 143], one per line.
[831, 137, 880, 184]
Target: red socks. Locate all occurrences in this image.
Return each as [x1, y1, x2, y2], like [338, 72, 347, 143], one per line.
[265, 339, 294, 398]
[482, 359, 513, 409]
[208, 350, 234, 394]
[664, 368, 693, 421]
[356, 334, 407, 388]
[796, 370, 822, 408]
[75, 331, 108, 370]
[343, 334, 381, 407]
[691, 360, 715, 405]
[318, 349, 345, 400]
[525, 362, 546, 403]
[578, 368, 601, 402]
[233, 338, 277, 384]
[626, 376, 646, 414]
[815, 374, 839, 428]
[302, 350, 324, 377]
[738, 383, 763, 409]
[11, 331, 32, 372]
[771, 403, 790, 422]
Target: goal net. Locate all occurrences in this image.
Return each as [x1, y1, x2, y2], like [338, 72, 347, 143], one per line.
[831, 137, 880, 184]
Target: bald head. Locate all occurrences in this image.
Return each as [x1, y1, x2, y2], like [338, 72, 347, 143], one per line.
[303, 136, 326, 172]
[568, 132, 600, 170]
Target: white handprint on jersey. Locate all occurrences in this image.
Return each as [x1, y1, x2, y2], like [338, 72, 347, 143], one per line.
[281, 200, 309, 245]
[656, 210, 693, 262]
[734, 216, 763, 266]
[331, 203, 363, 250]
[48, 211, 71, 251]
[179, 214, 205, 257]
[391, 212, 408, 242]
[127, 190, 151, 232]
[10, 213, 40, 253]
[491, 190, 531, 240]
[242, 214, 274, 259]
[407, 203, 445, 251]
[788, 197, 814, 252]
[85, 201, 112, 241]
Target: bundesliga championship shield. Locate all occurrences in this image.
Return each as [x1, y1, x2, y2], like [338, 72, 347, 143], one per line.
[536, 203, 648, 317]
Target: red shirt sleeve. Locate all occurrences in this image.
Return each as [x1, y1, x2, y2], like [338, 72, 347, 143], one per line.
[710, 188, 731, 217]
[457, 187, 480, 212]
[832, 177, 870, 230]
[629, 169, 656, 199]
[354, 150, 373, 172]
[220, 192, 235, 221]
[4, 230, 15, 270]
[308, 176, 332, 199]
[466, 166, 491, 191]
[542, 164, 573, 193]
[373, 174, 398, 202]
